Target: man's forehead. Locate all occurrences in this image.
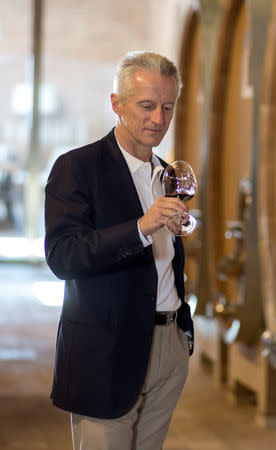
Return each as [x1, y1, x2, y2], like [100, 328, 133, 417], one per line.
[131, 69, 175, 85]
[128, 70, 178, 97]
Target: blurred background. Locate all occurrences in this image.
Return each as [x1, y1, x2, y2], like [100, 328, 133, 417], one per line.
[0, 0, 276, 449]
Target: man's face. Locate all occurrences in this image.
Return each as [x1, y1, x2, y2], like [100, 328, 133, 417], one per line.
[111, 70, 179, 152]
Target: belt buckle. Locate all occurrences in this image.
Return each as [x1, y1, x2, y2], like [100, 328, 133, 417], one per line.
[164, 313, 170, 326]
[165, 311, 177, 326]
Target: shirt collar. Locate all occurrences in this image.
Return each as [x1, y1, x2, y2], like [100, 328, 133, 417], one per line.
[114, 130, 164, 176]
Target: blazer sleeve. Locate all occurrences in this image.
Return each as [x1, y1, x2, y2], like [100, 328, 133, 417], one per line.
[44, 154, 145, 280]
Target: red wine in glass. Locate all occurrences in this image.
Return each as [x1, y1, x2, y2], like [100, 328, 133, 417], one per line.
[162, 160, 198, 236]
[165, 193, 195, 202]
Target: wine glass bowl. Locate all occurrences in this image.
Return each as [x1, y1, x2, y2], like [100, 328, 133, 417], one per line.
[162, 160, 198, 237]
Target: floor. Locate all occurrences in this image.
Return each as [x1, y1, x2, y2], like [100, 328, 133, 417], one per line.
[0, 263, 276, 450]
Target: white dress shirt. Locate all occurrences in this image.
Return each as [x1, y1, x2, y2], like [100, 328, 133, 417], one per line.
[116, 137, 181, 312]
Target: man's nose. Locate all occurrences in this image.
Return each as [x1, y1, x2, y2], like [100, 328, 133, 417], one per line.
[151, 107, 165, 125]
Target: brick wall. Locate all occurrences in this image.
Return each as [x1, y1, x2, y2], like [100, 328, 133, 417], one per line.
[0, 0, 190, 167]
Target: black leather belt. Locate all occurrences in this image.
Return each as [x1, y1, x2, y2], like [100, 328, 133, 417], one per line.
[155, 310, 177, 326]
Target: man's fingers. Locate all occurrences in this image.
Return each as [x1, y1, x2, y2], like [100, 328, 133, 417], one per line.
[157, 198, 188, 218]
[159, 196, 189, 212]
[140, 196, 189, 236]
[160, 207, 183, 219]
[166, 217, 182, 235]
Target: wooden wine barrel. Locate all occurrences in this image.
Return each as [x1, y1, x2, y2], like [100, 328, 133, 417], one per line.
[175, 7, 202, 175]
[258, 0, 276, 358]
[225, 0, 276, 421]
[196, 1, 275, 407]
[205, 0, 254, 339]
[174, 5, 203, 310]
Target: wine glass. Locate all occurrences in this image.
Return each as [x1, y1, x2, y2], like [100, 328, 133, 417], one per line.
[162, 160, 198, 236]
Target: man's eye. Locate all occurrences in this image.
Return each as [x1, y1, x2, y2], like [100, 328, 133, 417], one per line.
[163, 106, 174, 111]
[141, 104, 153, 110]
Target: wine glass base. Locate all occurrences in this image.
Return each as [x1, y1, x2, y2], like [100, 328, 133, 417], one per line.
[166, 212, 197, 237]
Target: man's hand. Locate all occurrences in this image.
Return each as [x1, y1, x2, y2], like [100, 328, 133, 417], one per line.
[139, 196, 189, 237]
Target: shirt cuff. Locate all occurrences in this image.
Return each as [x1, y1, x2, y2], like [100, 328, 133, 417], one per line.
[137, 220, 152, 247]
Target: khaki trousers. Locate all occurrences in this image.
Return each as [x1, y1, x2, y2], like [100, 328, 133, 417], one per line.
[71, 322, 189, 450]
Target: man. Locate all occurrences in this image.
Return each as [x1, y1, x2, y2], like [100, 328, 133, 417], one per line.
[45, 51, 194, 450]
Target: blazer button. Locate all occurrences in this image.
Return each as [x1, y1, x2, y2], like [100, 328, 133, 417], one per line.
[145, 291, 153, 297]
[144, 331, 153, 343]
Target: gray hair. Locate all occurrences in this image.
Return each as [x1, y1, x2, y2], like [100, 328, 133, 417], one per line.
[113, 50, 183, 101]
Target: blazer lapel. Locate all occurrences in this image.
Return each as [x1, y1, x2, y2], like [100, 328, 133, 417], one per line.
[103, 129, 169, 220]
[103, 130, 144, 220]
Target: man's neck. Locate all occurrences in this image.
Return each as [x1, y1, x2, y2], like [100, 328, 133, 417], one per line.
[115, 126, 152, 163]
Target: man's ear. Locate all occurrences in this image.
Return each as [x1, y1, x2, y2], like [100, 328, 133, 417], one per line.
[111, 93, 121, 116]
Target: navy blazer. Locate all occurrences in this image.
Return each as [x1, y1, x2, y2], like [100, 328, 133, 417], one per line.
[45, 129, 194, 419]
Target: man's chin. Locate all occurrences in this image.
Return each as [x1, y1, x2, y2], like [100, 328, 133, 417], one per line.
[150, 138, 164, 148]
[144, 135, 165, 147]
